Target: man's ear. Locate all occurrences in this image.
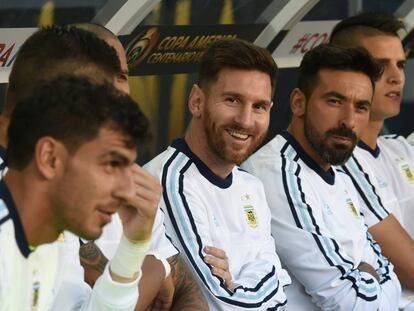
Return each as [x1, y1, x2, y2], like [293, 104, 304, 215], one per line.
[290, 88, 307, 117]
[34, 137, 66, 180]
[188, 84, 205, 118]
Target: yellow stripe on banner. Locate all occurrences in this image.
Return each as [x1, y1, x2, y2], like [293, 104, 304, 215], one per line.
[128, 3, 161, 156]
[219, 0, 234, 24]
[168, 0, 191, 143]
[38, 0, 54, 27]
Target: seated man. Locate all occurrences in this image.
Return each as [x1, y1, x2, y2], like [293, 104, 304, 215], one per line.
[243, 44, 400, 310]
[144, 38, 291, 310]
[329, 13, 414, 302]
[0, 75, 159, 310]
[70, 23, 208, 311]
[0, 25, 207, 310]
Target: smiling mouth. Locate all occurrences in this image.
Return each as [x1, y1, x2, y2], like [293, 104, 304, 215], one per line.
[385, 91, 401, 99]
[227, 129, 249, 140]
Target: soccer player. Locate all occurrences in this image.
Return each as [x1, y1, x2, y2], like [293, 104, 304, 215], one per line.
[243, 44, 401, 310]
[330, 12, 414, 297]
[71, 22, 209, 311]
[1, 25, 207, 310]
[0, 75, 160, 310]
[144, 38, 291, 310]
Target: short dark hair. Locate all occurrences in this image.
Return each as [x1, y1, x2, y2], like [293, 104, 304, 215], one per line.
[7, 75, 150, 170]
[198, 38, 278, 95]
[71, 22, 118, 41]
[6, 25, 122, 115]
[330, 11, 405, 47]
[297, 44, 382, 99]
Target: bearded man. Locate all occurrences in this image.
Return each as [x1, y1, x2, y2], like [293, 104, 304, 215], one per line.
[243, 44, 401, 310]
[144, 38, 291, 311]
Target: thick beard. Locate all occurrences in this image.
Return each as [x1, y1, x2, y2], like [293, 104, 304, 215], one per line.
[203, 108, 266, 165]
[304, 115, 357, 166]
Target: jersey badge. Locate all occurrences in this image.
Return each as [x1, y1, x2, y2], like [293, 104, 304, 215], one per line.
[31, 270, 40, 310]
[345, 193, 359, 218]
[400, 162, 414, 184]
[241, 193, 258, 228]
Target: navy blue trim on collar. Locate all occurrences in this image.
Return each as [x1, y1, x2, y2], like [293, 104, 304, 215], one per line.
[0, 180, 31, 258]
[0, 145, 6, 172]
[357, 140, 380, 158]
[171, 138, 233, 189]
[281, 131, 335, 185]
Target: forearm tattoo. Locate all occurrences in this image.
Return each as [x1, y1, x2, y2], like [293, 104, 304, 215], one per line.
[79, 242, 108, 275]
[168, 254, 209, 311]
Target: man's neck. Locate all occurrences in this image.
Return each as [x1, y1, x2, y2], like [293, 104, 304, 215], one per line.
[4, 172, 60, 246]
[287, 124, 331, 172]
[185, 127, 234, 179]
[360, 119, 384, 149]
[0, 115, 9, 148]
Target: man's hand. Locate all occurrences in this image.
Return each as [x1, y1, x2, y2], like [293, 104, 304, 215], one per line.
[358, 261, 380, 281]
[203, 246, 234, 290]
[119, 164, 162, 242]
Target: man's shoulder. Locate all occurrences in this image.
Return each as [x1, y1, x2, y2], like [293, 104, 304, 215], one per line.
[144, 147, 176, 177]
[378, 134, 414, 161]
[242, 135, 286, 174]
[378, 134, 410, 149]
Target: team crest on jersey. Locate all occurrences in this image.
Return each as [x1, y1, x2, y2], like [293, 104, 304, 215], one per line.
[241, 193, 258, 228]
[31, 281, 40, 310]
[400, 163, 414, 184]
[345, 194, 359, 218]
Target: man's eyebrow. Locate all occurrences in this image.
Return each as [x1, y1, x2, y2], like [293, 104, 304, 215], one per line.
[321, 91, 347, 101]
[100, 150, 131, 164]
[221, 91, 272, 105]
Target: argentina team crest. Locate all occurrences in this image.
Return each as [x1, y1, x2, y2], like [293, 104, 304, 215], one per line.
[241, 193, 258, 228]
[345, 191, 359, 218]
[400, 163, 414, 184]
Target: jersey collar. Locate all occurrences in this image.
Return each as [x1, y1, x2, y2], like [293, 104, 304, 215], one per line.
[171, 138, 233, 189]
[357, 140, 380, 158]
[281, 131, 335, 185]
[0, 180, 32, 258]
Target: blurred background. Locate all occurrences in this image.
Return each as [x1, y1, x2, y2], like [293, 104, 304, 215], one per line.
[1, 0, 412, 163]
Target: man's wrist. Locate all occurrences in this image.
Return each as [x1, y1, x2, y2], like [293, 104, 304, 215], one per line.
[109, 234, 150, 280]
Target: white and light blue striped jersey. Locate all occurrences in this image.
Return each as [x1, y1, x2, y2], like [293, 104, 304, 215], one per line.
[407, 132, 414, 145]
[0, 152, 140, 311]
[0, 180, 60, 311]
[144, 138, 291, 311]
[342, 135, 414, 238]
[340, 141, 394, 227]
[242, 132, 401, 311]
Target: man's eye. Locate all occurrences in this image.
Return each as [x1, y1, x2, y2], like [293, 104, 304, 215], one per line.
[253, 103, 268, 112]
[327, 99, 340, 105]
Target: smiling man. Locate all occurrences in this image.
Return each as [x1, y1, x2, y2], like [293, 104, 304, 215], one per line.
[243, 44, 401, 310]
[144, 38, 290, 310]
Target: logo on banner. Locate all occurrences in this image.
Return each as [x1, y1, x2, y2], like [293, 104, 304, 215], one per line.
[0, 43, 17, 67]
[290, 32, 329, 54]
[120, 24, 266, 75]
[126, 27, 159, 67]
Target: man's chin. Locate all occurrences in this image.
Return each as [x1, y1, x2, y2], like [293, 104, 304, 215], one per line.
[76, 227, 103, 241]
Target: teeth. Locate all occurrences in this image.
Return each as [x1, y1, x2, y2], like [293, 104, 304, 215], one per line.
[387, 92, 400, 97]
[228, 130, 248, 140]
